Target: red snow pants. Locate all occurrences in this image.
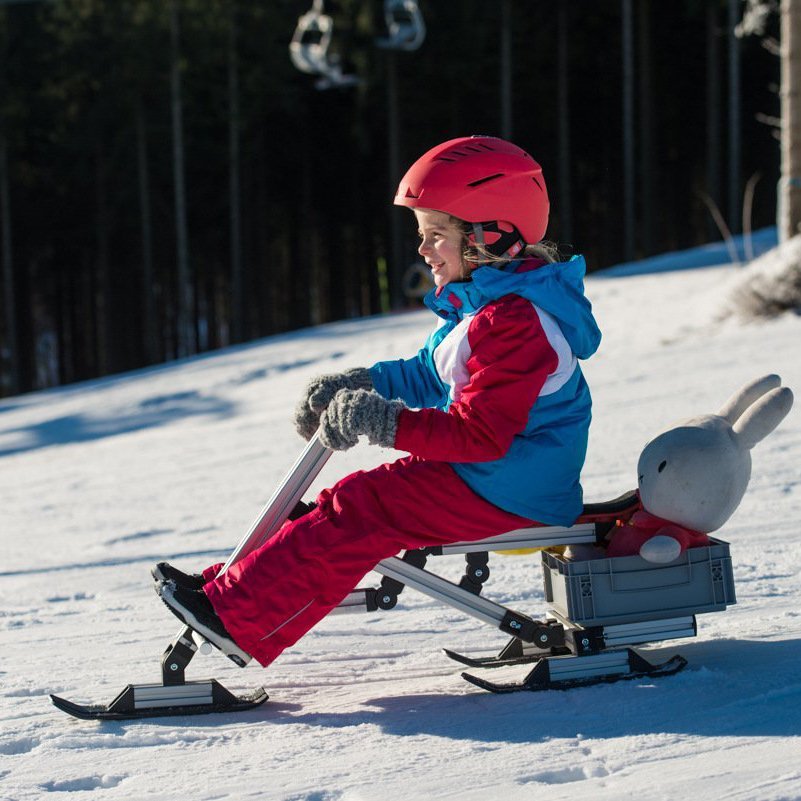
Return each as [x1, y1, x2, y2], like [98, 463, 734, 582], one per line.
[203, 456, 540, 667]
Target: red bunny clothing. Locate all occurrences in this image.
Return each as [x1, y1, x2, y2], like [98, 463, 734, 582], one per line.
[606, 508, 710, 558]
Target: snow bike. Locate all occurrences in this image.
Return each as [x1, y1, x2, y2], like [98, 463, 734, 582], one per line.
[51, 434, 736, 720]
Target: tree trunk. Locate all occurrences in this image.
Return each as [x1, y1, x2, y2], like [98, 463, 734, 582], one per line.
[638, 0, 654, 255]
[500, 0, 513, 140]
[228, 0, 243, 344]
[728, 0, 742, 234]
[95, 137, 111, 375]
[386, 51, 402, 310]
[135, 95, 157, 364]
[170, 0, 194, 357]
[706, 2, 723, 241]
[622, 0, 636, 261]
[557, 1, 572, 244]
[0, 129, 18, 395]
[780, 0, 801, 240]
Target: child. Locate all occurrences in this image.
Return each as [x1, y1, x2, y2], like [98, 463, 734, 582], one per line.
[155, 135, 602, 669]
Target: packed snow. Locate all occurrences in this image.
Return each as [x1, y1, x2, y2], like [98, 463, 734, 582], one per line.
[1, 232, 800, 801]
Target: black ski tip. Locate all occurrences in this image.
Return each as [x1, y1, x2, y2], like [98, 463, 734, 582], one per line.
[444, 647, 551, 670]
[460, 671, 521, 694]
[443, 648, 482, 667]
[51, 694, 115, 720]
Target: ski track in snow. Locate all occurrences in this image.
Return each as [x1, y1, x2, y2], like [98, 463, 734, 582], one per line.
[1, 258, 801, 801]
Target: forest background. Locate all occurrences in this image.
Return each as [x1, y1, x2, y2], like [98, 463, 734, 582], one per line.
[0, 0, 782, 396]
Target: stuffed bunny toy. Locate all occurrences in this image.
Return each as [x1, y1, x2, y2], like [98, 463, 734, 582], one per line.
[605, 374, 793, 564]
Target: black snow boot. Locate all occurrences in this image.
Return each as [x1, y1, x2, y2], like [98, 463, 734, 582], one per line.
[151, 562, 206, 591]
[158, 582, 251, 668]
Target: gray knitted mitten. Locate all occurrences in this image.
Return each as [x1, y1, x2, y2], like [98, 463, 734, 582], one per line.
[319, 388, 406, 451]
[294, 367, 374, 440]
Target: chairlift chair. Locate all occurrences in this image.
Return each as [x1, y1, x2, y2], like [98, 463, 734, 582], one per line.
[376, 0, 426, 51]
[289, 1, 334, 75]
[289, 0, 360, 89]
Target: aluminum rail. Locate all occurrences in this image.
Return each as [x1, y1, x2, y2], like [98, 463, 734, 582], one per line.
[219, 433, 332, 571]
[374, 555, 526, 629]
[188, 434, 332, 657]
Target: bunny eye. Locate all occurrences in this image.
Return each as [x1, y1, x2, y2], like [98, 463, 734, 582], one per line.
[658, 460, 667, 473]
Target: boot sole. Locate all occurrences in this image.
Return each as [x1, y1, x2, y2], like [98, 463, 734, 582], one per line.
[158, 582, 252, 668]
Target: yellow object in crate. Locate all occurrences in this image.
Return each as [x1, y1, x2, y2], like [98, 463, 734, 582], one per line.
[495, 545, 566, 556]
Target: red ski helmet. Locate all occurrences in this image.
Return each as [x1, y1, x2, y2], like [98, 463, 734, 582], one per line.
[394, 136, 549, 245]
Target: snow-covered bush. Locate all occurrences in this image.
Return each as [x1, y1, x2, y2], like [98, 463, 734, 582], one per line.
[725, 235, 801, 319]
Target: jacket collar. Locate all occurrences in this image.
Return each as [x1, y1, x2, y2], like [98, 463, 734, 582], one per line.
[424, 279, 489, 322]
[423, 259, 528, 322]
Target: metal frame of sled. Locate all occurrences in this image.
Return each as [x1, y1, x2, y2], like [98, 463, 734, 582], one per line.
[335, 494, 735, 693]
[52, 435, 737, 718]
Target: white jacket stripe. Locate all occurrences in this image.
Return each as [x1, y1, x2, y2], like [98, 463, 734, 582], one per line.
[433, 302, 576, 403]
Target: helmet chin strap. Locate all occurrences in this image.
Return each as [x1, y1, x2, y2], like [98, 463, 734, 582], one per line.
[470, 222, 526, 265]
[471, 222, 486, 253]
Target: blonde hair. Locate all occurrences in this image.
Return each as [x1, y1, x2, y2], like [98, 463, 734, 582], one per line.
[449, 216, 560, 274]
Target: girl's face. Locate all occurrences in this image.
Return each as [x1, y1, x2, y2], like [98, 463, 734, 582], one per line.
[414, 208, 469, 289]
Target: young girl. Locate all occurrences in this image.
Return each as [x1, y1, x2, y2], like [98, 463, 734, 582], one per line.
[155, 135, 602, 669]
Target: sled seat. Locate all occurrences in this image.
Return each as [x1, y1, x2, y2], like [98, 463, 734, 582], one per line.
[578, 489, 640, 522]
[430, 489, 640, 558]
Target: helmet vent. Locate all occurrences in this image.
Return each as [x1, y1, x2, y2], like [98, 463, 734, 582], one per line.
[467, 173, 504, 187]
[532, 176, 544, 191]
[435, 142, 498, 164]
[468, 138, 497, 151]
[404, 187, 419, 198]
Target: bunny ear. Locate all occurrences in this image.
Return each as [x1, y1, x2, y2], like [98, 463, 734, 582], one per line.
[718, 374, 782, 423]
[732, 386, 794, 449]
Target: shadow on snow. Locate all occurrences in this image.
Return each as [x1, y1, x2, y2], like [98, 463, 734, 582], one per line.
[117, 637, 801, 741]
[0, 390, 235, 457]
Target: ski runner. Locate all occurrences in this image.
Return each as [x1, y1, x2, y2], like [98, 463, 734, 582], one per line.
[154, 135, 602, 669]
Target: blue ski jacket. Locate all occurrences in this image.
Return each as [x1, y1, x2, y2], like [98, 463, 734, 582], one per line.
[369, 255, 601, 526]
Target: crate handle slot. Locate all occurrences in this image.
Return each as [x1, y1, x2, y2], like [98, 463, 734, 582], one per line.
[606, 556, 695, 593]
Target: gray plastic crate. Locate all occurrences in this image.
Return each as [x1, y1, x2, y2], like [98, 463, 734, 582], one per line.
[542, 538, 737, 627]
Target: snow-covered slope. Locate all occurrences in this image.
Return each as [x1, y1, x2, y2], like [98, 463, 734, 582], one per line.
[1, 253, 799, 801]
